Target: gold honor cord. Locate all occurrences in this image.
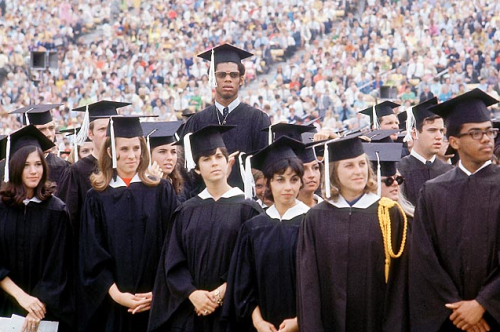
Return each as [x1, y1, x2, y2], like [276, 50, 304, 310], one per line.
[378, 197, 408, 283]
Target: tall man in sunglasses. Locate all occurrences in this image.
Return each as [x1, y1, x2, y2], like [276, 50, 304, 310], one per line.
[397, 97, 453, 205]
[181, 44, 270, 194]
[409, 89, 500, 331]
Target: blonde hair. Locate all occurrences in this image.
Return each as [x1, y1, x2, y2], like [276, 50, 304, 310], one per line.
[322, 154, 378, 201]
[91, 136, 160, 191]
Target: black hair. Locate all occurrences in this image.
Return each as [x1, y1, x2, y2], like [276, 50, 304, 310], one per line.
[446, 124, 463, 138]
[263, 158, 304, 202]
[0, 146, 55, 206]
[416, 115, 442, 132]
[194, 147, 229, 169]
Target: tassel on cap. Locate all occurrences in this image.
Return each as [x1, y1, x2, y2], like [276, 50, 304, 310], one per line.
[110, 117, 117, 169]
[183, 133, 196, 171]
[73, 128, 79, 163]
[239, 153, 255, 199]
[372, 104, 379, 130]
[4, 135, 10, 183]
[376, 151, 381, 197]
[25, 112, 30, 126]
[403, 107, 415, 143]
[324, 141, 330, 199]
[268, 126, 273, 145]
[75, 105, 90, 144]
[208, 49, 217, 88]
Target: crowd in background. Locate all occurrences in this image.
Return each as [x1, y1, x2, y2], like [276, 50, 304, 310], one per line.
[1, 0, 500, 152]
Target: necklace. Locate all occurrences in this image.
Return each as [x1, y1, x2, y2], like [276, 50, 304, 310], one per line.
[216, 107, 229, 125]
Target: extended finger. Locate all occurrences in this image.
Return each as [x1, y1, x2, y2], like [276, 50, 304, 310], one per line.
[479, 319, 491, 331]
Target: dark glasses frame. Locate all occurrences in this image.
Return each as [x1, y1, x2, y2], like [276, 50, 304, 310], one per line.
[214, 71, 241, 79]
[383, 175, 405, 186]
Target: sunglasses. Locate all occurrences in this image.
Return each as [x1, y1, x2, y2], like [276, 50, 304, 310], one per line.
[383, 175, 405, 186]
[215, 71, 241, 79]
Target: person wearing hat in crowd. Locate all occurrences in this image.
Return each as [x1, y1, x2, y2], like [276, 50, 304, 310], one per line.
[57, 100, 130, 233]
[78, 116, 179, 332]
[224, 136, 309, 332]
[58, 127, 94, 165]
[296, 142, 324, 208]
[141, 121, 184, 196]
[0, 125, 74, 331]
[180, 43, 271, 193]
[297, 135, 409, 332]
[397, 97, 453, 205]
[409, 89, 500, 331]
[8, 104, 69, 188]
[360, 100, 401, 141]
[148, 125, 262, 332]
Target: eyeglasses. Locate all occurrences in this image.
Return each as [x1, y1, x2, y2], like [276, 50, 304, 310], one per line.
[383, 175, 405, 187]
[215, 71, 241, 79]
[456, 128, 498, 140]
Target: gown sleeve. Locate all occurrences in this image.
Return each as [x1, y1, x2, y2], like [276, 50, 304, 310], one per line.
[79, 191, 115, 321]
[296, 212, 325, 332]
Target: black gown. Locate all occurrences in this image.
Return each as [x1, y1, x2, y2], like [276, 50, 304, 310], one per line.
[45, 153, 69, 189]
[180, 103, 270, 190]
[0, 196, 73, 329]
[397, 155, 453, 205]
[224, 201, 310, 330]
[57, 154, 98, 234]
[297, 193, 409, 332]
[409, 164, 500, 331]
[79, 176, 179, 332]
[148, 188, 262, 332]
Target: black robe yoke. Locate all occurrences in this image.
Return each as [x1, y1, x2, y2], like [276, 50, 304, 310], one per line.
[0, 197, 73, 327]
[297, 195, 409, 332]
[224, 204, 307, 330]
[181, 103, 270, 190]
[57, 155, 98, 234]
[409, 165, 500, 331]
[45, 153, 69, 189]
[79, 179, 178, 332]
[398, 155, 453, 205]
[148, 192, 262, 332]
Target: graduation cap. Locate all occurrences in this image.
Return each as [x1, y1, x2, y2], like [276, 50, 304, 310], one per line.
[58, 127, 91, 163]
[397, 111, 407, 131]
[363, 142, 403, 196]
[364, 129, 400, 143]
[141, 121, 183, 166]
[262, 123, 317, 144]
[10, 104, 62, 126]
[0, 125, 55, 182]
[359, 101, 400, 129]
[105, 115, 155, 170]
[321, 134, 365, 199]
[251, 136, 303, 173]
[72, 100, 131, 145]
[428, 88, 498, 129]
[403, 97, 438, 142]
[197, 43, 253, 88]
[179, 125, 235, 171]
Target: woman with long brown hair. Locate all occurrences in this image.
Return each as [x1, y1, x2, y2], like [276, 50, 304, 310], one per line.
[0, 126, 73, 331]
[78, 116, 178, 332]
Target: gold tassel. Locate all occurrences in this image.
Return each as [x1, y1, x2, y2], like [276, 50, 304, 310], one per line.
[378, 197, 408, 283]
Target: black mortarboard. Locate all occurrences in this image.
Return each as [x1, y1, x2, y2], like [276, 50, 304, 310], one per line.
[251, 136, 303, 172]
[0, 125, 55, 182]
[397, 111, 407, 130]
[198, 43, 253, 65]
[325, 134, 365, 162]
[412, 97, 439, 126]
[363, 142, 403, 177]
[198, 43, 253, 88]
[359, 101, 400, 128]
[364, 129, 400, 143]
[73, 100, 130, 120]
[141, 121, 183, 149]
[263, 123, 317, 144]
[178, 125, 235, 171]
[106, 116, 145, 138]
[59, 127, 91, 162]
[10, 104, 61, 125]
[429, 88, 498, 128]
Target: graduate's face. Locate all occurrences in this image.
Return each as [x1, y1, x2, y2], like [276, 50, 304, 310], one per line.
[152, 143, 177, 176]
[380, 173, 401, 201]
[450, 121, 494, 164]
[379, 114, 399, 141]
[336, 154, 368, 198]
[22, 151, 43, 195]
[79, 142, 94, 159]
[301, 160, 321, 194]
[412, 118, 445, 159]
[114, 137, 141, 178]
[195, 148, 228, 183]
[89, 118, 110, 153]
[35, 121, 56, 143]
[270, 167, 302, 208]
[214, 62, 243, 102]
